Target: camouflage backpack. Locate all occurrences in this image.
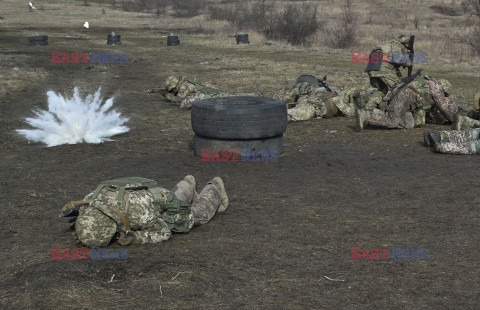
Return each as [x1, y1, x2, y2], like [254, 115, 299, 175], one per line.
[60, 177, 193, 233]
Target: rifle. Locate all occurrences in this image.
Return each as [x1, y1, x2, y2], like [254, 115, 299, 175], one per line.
[407, 35, 415, 77]
[388, 68, 423, 102]
[318, 75, 333, 93]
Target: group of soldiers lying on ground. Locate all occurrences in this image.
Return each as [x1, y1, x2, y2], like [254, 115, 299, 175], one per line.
[161, 34, 480, 156]
[60, 35, 480, 249]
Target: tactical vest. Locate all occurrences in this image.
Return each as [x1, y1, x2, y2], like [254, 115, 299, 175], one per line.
[411, 76, 432, 110]
[90, 177, 192, 233]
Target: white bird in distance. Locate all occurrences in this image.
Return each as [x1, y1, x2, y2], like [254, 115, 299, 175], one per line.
[83, 21, 89, 29]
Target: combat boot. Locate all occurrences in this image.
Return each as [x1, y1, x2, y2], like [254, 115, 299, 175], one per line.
[208, 177, 228, 212]
[467, 110, 480, 120]
[424, 131, 441, 148]
[356, 108, 390, 131]
[172, 175, 198, 203]
[355, 108, 368, 131]
[452, 115, 480, 131]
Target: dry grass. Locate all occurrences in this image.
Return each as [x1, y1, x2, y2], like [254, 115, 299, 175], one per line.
[1, 0, 479, 107]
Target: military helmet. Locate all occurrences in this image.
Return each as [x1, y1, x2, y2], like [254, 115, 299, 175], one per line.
[165, 75, 181, 91]
[75, 207, 117, 247]
[438, 79, 452, 97]
[397, 34, 410, 46]
[298, 82, 314, 95]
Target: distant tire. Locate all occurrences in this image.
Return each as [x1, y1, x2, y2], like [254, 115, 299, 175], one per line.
[193, 134, 283, 158]
[296, 75, 318, 85]
[28, 36, 48, 46]
[236, 34, 249, 44]
[28, 35, 48, 41]
[191, 96, 287, 140]
[107, 34, 121, 45]
[167, 35, 180, 46]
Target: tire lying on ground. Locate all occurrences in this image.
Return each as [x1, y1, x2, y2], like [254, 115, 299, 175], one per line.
[28, 35, 48, 46]
[191, 96, 287, 140]
[194, 134, 283, 159]
[167, 35, 180, 46]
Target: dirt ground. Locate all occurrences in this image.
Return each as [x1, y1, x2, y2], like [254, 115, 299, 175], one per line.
[1, 1, 480, 309]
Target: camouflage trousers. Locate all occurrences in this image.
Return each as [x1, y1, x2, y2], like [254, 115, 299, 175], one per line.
[433, 128, 480, 154]
[180, 91, 231, 109]
[172, 178, 222, 226]
[426, 80, 458, 122]
[360, 87, 417, 129]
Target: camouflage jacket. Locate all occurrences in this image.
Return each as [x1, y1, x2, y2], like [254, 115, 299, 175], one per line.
[75, 181, 194, 247]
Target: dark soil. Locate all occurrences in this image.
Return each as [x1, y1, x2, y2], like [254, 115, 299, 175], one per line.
[1, 25, 479, 310]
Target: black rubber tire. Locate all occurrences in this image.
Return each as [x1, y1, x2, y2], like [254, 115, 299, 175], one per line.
[108, 34, 121, 40]
[296, 74, 319, 85]
[167, 36, 180, 46]
[236, 34, 249, 44]
[107, 34, 121, 45]
[191, 96, 287, 140]
[28, 40, 48, 46]
[28, 35, 48, 41]
[193, 134, 283, 158]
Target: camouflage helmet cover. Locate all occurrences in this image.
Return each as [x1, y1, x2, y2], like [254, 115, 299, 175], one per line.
[75, 206, 117, 247]
[397, 34, 410, 46]
[165, 75, 181, 91]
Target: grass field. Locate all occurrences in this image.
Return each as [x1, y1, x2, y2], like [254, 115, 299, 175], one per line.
[1, 0, 480, 309]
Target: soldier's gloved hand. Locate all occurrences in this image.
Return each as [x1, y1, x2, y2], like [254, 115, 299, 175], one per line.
[117, 230, 135, 246]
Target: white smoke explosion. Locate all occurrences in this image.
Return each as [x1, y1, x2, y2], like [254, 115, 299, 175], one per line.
[17, 88, 130, 147]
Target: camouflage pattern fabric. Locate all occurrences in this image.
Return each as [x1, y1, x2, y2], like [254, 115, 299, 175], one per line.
[374, 87, 417, 128]
[411, 76, 432, 111]
[426, 79, 458, 122]
[367, 36, 410, 92]
[180, 91, 262, 110]
[433, 129, 480, 154]
[74, 176, 224, 246]
[279, 79, 356, 122]
[76, 188, 175, 246]
[287, 102, 315, 121]
[355, 90, 384, 110]
[190, 184, 222, 226]
[359, 76, 456, 129]
[413, 109, 426, 127]
[180, 91, 231, 109]
[332, 91, 355, 117]
[164, 76, 223, 104]
[452, 115, 480, 131]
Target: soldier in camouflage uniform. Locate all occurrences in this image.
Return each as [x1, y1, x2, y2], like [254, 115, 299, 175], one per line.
[59, 176, 228, 247]
[451, 91, 480, 130]
[275, 76, 357, 122]
[424, 128, 480, 155]
[366, 34, 412, 94]
[356, 75, 457, 130]
[164, 75, 261, 109]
